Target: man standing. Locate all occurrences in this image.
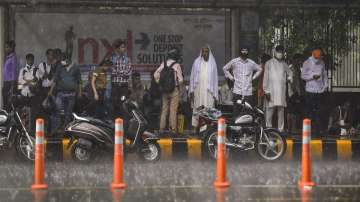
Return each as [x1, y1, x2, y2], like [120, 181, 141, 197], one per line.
[110, 40, 132, 118]
[37, 49, 56, 99]
[18, 53, 40, 132]
[49, 54, 82, 131]
[37, 49, 56, 134]
[223, 47, 262, 117]
[154, 49, 184, 133]
[301, 48, 328, 136]
[189, 45, 218, 127]
[2, 40, 17, 111]
[263, 45, 291, 132]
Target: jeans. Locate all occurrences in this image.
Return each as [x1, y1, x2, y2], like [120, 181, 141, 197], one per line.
[55, 91, 76, 129]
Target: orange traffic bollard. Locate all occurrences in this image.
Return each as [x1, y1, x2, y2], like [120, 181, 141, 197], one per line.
[31, 119, 48, 190]
[298, 119, 315, 188]
[214, 118, 230, 188]
[112, 189, 125, 202]
[32, 190, 48, 202]
[215, 188, 227, 202]
[300, 187, 312, 202]
[111, 118, 127, 189]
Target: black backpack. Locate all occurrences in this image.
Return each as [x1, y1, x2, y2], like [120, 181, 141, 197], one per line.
[159, 61, 177, 94]
[23, 66, 41, 95]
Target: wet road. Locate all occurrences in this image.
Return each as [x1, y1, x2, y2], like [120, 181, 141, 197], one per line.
[1, 150, 360, 201]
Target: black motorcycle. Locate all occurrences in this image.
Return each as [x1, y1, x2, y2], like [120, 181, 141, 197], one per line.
[197, 99, 286, 161]
[0, 102, 35, 161]
[65, 96, 161, 162]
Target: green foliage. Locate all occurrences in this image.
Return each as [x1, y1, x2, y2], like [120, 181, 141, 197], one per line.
[259, 8, 360, 61]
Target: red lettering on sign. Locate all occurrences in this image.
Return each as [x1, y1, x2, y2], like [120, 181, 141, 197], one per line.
[100, 39, 114, 60]
[78, 38, 99, 64]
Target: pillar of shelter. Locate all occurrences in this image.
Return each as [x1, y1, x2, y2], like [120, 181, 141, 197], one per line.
[230, 8, 240, 59]
[0, 7, 5, 108]
[238, 9, 260, 59]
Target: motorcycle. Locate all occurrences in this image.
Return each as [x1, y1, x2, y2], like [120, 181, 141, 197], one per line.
[0, 101, 35, 161]
[65, 96, 161, 162]
[196, 99, 286, 161]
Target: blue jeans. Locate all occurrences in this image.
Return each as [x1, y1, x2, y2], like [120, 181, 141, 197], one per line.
[55, 92, 76, 128]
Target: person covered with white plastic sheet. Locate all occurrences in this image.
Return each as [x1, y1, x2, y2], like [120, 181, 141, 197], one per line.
[189, 45, 219, 127]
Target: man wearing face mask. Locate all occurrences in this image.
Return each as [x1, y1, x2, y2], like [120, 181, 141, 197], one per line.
[223, 47, 262, 117]
[263, 45, 291, 132]
[189, 45, 218, 127]
[49, 53, 82, 133]
[301, 48, 328, 136]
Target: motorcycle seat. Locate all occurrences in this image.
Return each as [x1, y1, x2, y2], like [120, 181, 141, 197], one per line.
[73, 113, 114, 129]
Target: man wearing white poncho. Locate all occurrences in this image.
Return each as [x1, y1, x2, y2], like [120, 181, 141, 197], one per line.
[189, 46, 219, 127]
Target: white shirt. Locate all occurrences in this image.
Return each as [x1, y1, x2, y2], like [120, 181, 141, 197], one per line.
[18, 64, 38, 97]
[223, 57, 262, 96]
[301, 57, 328, 93]
[263, 58, 291, 107]
[37, 62, 55, 87]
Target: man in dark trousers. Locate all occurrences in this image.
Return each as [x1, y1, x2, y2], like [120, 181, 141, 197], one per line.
[2, 40, 17, 111]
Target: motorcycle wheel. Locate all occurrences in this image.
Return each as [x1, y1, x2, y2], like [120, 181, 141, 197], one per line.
[256, 129, 286, 161]
[71, 142, 93, 163]
[139, 142, 161, 162]
[204, 130, 230, 160]
[15, 133, 35, 161]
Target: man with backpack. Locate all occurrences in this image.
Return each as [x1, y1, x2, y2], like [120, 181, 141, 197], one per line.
[37, 49, 57, 135]
[18, 53, 41, 132]
[154, 48, 184, 134]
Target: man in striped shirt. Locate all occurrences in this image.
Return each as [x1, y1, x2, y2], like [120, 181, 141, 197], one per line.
[110, 40, 132, 118]
[223, 47, 262, 117]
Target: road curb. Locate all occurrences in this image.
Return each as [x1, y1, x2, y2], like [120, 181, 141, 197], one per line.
[43, 138, 360, 160]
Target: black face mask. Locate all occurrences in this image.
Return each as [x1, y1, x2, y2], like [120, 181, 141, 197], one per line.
[240, 53, 248, 59]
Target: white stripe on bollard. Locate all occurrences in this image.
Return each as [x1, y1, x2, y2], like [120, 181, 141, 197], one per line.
[303, 124, 311, 133]
[302, 136, 311, 145]
[217, 136, 225, 144]
[115, 136, 123, 145]
[218, 124, 226, 132]
[36, 137, 44, 145]
[115, 124, 123, 133]
[36, 123, 44, 133]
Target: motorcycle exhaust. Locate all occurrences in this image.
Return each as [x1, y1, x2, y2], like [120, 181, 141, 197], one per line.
[225, 142, 255, 150]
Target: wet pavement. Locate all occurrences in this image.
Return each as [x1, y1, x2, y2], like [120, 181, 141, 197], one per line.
[1, 150, 360, 201]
